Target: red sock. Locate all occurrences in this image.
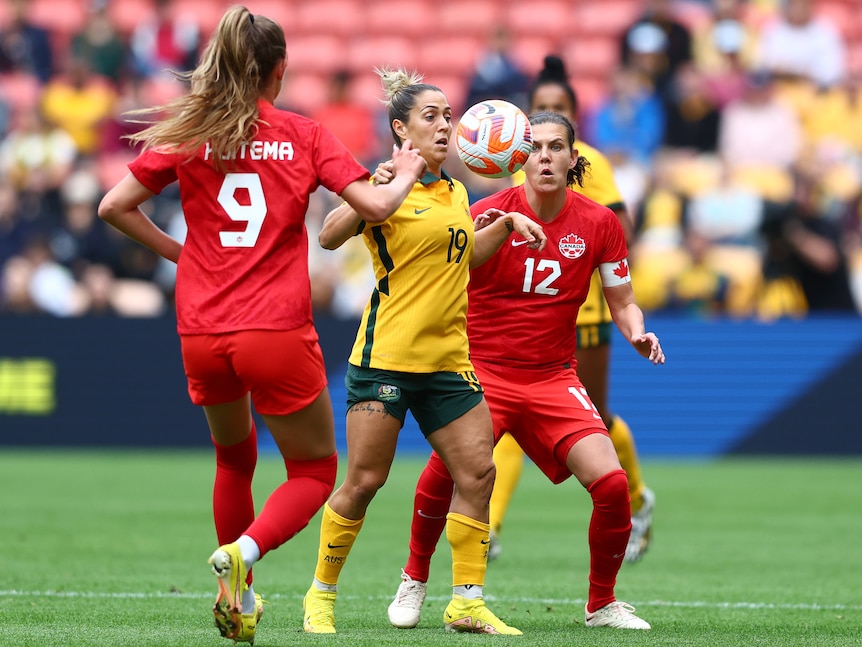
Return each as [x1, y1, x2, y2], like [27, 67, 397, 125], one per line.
[212, 422, 258, 546]
[245, 452, 337, 559]
[404, 451, 453, 582]
[586, 469, 630, 612]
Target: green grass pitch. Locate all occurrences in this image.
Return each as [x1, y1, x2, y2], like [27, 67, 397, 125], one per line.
[2, 450, 860, 646]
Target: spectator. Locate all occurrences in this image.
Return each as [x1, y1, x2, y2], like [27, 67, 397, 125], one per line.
[759, 171, 857, 317]
[40, 57, 118, 157]
[0, 106, 78, 227]
[311, 69, 380, 167]
[0, 0, 53, 83]
[69, 2, 128, 86]
[692, 0, 757, 76]
[620, 0, 692, 98]
[663, 63, 721, 153]
[130, 0, 200, 79]
[755, 0, 846, 90]
[718, 69, 801, 201]
[591, 65, 666, 211]
[463, 25, 530, 112]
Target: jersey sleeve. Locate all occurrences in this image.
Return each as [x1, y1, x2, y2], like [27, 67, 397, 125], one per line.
[574, 142, 625, 211]
[314, 125, 371, 195]
[128, 148, 179, 194]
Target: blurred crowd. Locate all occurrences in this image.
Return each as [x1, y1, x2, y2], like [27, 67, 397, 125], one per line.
[1, 0, 860, 320]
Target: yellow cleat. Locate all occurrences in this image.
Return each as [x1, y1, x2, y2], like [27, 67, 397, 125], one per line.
[214, 593, 266, 644]
[209, 543, 248, 640]
[443, 594, 522, 635]
[303, 585, 337, 634]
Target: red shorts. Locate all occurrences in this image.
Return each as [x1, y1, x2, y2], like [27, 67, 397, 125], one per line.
[180, 323, 327, 415]
[474, 359, 608, 484]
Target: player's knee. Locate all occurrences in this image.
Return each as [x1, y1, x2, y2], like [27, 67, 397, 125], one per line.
[285, 453, 338, 499]
[587, 468, 629, 508]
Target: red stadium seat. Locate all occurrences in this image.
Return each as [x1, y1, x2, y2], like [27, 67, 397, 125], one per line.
[563, 36, 622, 81]
[285, 34, 349, 75]
[0, 71, 41, 114]
[511, 36, 561, 77]
[244, 0, 297, 31]
[170, 0, 227, 37]
[417, 35, 483, 76]
[25, 0, 89, 36]
[572, 0, 641, 38]
[279, 72, 329, 115]
[436, 0, 503, 36]
[504, 1, 573, 41]
[107, 0, 157, 35]
[295, 0, 366, 36]
[366, 0, 435, 37]
[347, 36, 420, 76]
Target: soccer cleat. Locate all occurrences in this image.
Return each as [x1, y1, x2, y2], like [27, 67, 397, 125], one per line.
[209, 543, 247, 640]
[626, 487, 655, 563]
[585, 601, 651, 630]
[387, 569, 427, 628]
[487, 529, 502, 562]
[443, 594, 522, 635]
[303, 585, 337, 634]
[215, 593, 265, 644]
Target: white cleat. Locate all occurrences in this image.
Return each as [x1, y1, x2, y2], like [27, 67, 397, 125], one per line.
[626, 487, 655, 563]
[585, 601, 651, 630]
[487, 529, 502, 562]
[387, 569, 427, 628]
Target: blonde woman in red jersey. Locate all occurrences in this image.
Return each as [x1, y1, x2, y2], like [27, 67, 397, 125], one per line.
[97, 6, 425, 644]
[385, 112, 664, 631]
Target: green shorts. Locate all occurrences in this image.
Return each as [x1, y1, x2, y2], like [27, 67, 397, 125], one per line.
[577, 322, 612, 350]
[345, 364, 484, 437]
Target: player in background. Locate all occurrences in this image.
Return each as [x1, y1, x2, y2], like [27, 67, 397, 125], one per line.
[97, 7, 426, 644]
[385, 111, 663, 631]
[301, 67, 545, 636]
[491, 55, 656, 563]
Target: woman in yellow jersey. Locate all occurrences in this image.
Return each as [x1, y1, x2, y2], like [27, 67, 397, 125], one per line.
[301, 67, 545, 636]
[494, 56, 656, 563]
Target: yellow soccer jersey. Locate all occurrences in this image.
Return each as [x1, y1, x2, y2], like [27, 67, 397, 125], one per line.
[349, 171, 476, 373]
[513, 140, 625, 327]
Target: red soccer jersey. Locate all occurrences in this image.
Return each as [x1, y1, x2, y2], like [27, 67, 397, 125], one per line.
[129, 100, 370, 334]
[468, 185, 628, 371]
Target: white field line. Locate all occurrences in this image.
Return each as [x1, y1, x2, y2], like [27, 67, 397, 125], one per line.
[1, 590, 860, 611]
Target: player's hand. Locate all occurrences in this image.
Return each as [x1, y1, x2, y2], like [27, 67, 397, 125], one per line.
[474, 208, 506, 231]
[372, 159, 394, 185]
[507, 212, 546, 251]
[631, 332, 665, 365]
[391, 139, 426, 182]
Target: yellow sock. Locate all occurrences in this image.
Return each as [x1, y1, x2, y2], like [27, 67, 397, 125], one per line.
[313, 502, 364, 586]
[489, 433, 525, 535]
[608, 415, 646, 511]
[446, 512, 489, 587]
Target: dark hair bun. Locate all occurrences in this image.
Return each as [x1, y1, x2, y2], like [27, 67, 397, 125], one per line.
[540, 55, 568, 82]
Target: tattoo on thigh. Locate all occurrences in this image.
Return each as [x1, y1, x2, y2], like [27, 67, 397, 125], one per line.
[348, 402, 390, 418]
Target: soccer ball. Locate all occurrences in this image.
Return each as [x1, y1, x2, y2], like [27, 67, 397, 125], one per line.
[455, 99, 532, 178]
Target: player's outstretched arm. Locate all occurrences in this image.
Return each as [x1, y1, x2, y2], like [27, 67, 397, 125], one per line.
[320, 142, 425, 249]
[605, 282, 665, 365]
[472, 211, 546, 268]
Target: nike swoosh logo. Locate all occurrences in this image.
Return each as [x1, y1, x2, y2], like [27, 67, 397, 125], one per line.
[417, 509, 447, 519]
[511, 239, 530, 247]
[327, 542, 349, 549]
[414, 207, 431, 214]
[480, 539, 491, 545]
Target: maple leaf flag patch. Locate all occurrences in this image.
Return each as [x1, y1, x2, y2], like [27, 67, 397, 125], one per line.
[600, 258, 632, 287]
[559, 233, 586, 259]
[614, 259, 629, 279]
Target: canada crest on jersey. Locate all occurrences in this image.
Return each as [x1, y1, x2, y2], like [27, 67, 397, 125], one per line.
[559, 233, 586, 259]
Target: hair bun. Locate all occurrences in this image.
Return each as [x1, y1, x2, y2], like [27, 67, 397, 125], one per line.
[540, 55, 568, 82]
